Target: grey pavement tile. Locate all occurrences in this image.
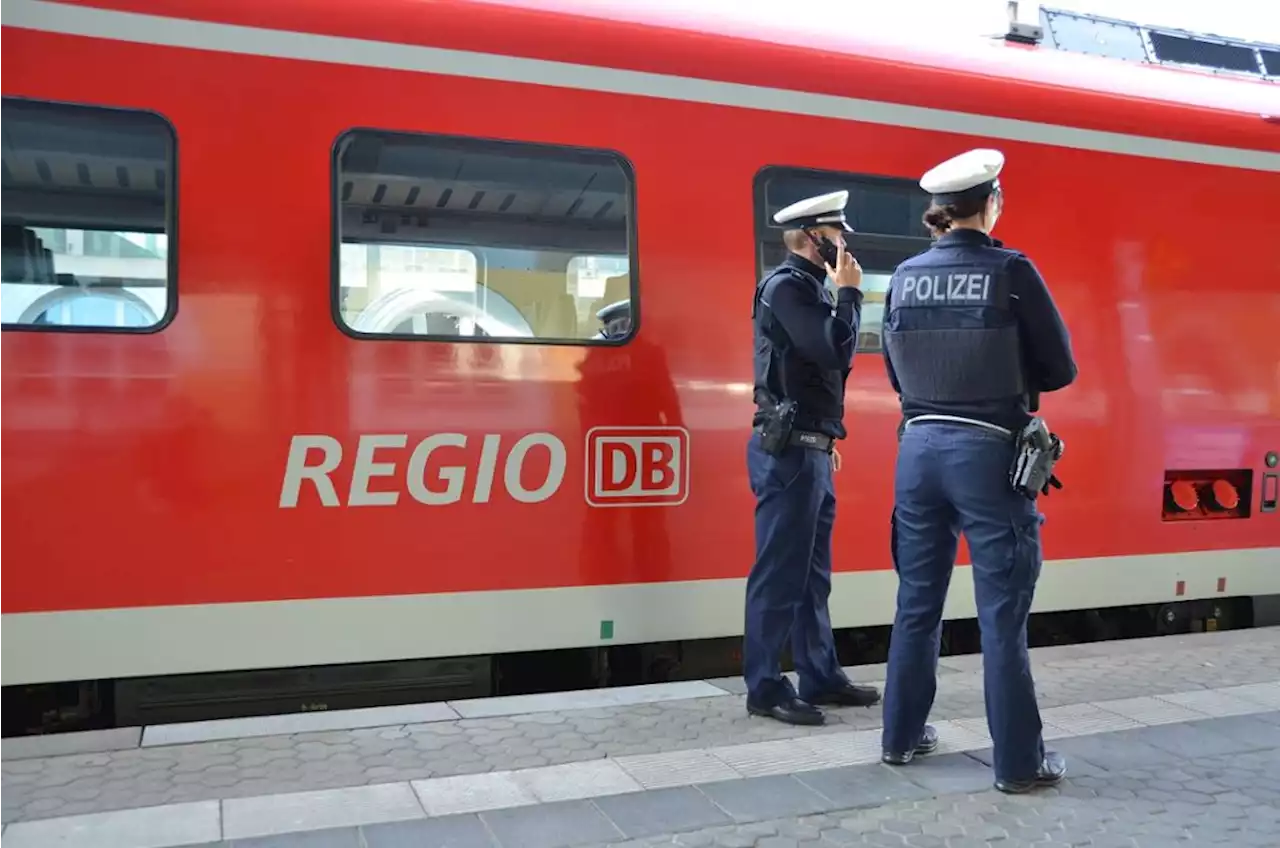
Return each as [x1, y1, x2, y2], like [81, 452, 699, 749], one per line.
[480, 799, 622, 848]
[793, 762, 933, 808]
[893, 753, 994, 795]
[363, 815, 498, 848]
[1, 799, 221, 848]
[1187, 714, 1280, 748]
[707, 664, 889, 698]
[233, 828, 362, 847]
[1126, 721, 1268, 759]
[1, 728, 142, 761]
[1049, 728, 1184, 770]
[704, 677, 747, 695]
[145, 703, 458, 747]
[1249, 709, 1280, 726]
[592, 787, 730, 838]
[964, 745, 1108, 778]
[449, 682, 728, 719]
[223, 784, 424, 840]
[694, 775, 829, 823]
[937, 652, 985, 673]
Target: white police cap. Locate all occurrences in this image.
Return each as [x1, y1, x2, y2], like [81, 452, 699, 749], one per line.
[595, 298, 630, 325]
[919, 149, 1004, 203]
[772, 190, 853, 231]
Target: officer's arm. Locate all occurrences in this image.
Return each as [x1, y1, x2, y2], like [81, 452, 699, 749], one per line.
[766, 278, 862, 371]
[881, 285, 902, 394]
[1009, 256, 1078, 393]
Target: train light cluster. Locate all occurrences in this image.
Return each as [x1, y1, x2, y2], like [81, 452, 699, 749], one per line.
[1162, 469, 1254, 521]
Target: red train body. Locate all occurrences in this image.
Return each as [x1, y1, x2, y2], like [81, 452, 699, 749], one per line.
[2, 0, 1279, 690]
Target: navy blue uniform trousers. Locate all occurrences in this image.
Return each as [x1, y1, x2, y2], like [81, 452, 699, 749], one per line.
[743, 431, 848, 706]
[882, 421, 1046, 782]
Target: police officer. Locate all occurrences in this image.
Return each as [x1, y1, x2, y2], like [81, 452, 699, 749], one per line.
[878, 149, 1077, 792]
[592, 299, 631, 340]
[744, 190, 881, 726]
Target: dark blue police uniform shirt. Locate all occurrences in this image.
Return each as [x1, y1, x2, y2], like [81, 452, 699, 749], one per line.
[753, 253, 864, 440]
[882, 229, 1077, 432]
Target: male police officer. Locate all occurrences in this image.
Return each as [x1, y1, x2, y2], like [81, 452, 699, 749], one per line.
[592, 299, 631, 340]
[879, 150, 1077, 792]
[744, 190, 881, 726]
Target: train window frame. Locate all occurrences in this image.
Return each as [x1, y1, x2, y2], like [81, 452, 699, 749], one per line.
[0, 96, 179, 335]
[330, 127, 640, 347]
[752, 165, 934, 354]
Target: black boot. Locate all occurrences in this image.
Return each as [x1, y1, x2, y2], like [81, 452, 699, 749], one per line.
[882, 724, 939, 765]
[994, 751, 1067, 794]
[746, 695, 826, 726]
[808, 681, 882, 708]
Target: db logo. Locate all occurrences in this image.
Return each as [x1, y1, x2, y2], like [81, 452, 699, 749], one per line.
[585, 426, 690, 507]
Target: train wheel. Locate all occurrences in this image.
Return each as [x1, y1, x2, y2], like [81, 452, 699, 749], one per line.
[1154, 602, 1190, 636]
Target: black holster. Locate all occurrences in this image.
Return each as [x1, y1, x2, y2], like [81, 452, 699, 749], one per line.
[758, 398, 798, 456]
[1009, 417, 1064, 500]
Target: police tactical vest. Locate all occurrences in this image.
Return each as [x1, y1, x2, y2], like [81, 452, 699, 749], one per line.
[751, 264, 827, 406]
[883, 259, 1025, 404]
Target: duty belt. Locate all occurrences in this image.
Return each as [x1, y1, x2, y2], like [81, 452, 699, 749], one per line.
[788, 429, 834, 453]
[904, 414, 1013, 439]
[753, 424, 834, 453]
[903, 414, 1064, 499]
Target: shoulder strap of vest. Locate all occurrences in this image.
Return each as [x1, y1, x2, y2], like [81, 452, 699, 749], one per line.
[754, 266, 805, 406]
[753, 266, 800, 318]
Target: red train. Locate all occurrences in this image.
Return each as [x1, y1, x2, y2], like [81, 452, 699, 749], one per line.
[3, 0, 1279, 723]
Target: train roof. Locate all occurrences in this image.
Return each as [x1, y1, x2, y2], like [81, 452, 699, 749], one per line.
[7, 0, 1280, 155]
[503, 0, 1280, 117]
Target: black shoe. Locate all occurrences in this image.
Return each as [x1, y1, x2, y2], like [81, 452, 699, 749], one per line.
[882, 724, 939, 765]
[994, 751, 1067, 794]
[807, 682, 882, 708]
[746, 696, 826, 726]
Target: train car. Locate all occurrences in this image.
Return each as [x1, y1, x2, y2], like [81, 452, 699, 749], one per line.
[3, 0, 1279, 731]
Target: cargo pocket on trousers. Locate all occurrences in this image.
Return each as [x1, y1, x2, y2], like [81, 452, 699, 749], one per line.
[889, 508, 900, 575]
[763, 448, 808, 493]
[1010, 511, 1045, 591]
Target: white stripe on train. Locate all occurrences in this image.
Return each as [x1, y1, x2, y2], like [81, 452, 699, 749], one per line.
[2, 547, 1277, 685]
[5, 0, 1280, 171]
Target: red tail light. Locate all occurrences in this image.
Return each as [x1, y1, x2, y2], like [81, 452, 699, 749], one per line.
[1162, 470, 1253, 521]
[1209, 479, 1240, 511]
[1169, 480, 1199, 512]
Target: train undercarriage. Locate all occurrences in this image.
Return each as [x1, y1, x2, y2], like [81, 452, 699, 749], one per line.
[4, 594, 1270, 739]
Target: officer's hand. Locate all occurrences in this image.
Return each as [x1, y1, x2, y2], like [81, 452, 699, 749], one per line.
[1040, 474, 1063, 496]
[825, 245, 862, 289]
[831, 447, 842, 472]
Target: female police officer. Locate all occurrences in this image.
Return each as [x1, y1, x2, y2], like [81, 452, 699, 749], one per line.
[878, 149, 1077, 793]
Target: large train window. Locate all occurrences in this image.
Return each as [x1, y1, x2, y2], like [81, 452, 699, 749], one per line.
[333, 130, 637, 344]
[753, 166, 933, 353]
[1, 98, 175, 332]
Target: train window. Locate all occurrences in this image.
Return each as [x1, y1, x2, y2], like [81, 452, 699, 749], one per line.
[753, 166, 933, 353]
[1, 98, 175, 332]
[334, 130, 636, 344]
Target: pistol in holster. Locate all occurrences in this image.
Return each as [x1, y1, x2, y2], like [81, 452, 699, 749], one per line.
[1009, 417, 1065, 500]
[758, 397, 798, 456]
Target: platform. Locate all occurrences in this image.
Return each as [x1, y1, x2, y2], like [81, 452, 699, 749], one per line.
[3, 626, 1279, 847]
